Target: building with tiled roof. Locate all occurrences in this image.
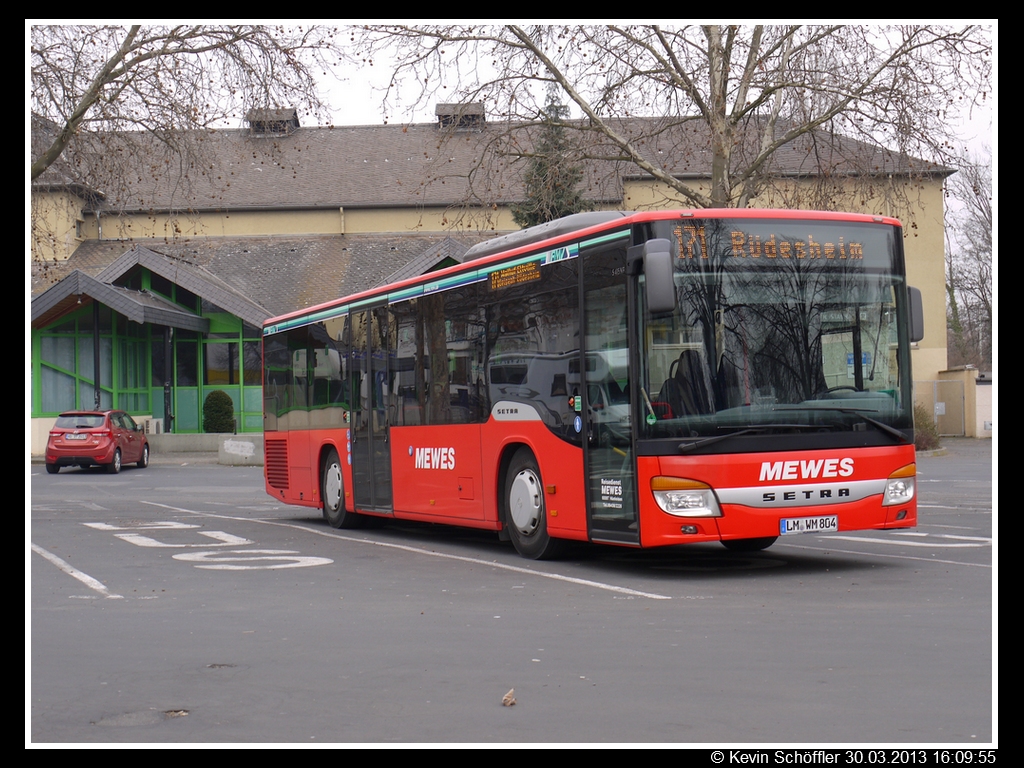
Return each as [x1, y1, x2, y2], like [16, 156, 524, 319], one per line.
[30, 105, 951, 449]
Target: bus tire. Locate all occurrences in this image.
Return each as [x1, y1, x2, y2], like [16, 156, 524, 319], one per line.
[504, 448, 564, 560]
[721, 536, 777, 552]
[322, 448, 362, 529]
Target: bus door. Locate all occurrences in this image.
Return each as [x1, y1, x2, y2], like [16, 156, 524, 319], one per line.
[581, 245, 639, 544]
[350, 305, 394, 512]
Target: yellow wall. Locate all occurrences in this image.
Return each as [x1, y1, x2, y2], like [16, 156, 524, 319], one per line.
[82, 206, 521, 240]
[31, 190, 86, 262]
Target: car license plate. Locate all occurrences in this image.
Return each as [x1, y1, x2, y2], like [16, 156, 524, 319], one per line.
[780, 514, 838, 535]
[66, 433, 88, 440]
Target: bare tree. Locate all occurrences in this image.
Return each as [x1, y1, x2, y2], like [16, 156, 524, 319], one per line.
[946, 149, 993, 368]
[31, 24, 343, 181]
[351, 25, 991, 210]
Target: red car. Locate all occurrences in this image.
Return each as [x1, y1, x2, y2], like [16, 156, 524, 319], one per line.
[45, 410, 150, 474]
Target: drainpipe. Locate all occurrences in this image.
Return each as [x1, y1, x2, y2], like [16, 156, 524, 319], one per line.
[93, 301, 101, 409]
[164, 327, 174, 432]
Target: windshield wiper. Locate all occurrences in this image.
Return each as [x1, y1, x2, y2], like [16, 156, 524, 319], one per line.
[677, 424, 822, 453]
[772, 405, 910, 444]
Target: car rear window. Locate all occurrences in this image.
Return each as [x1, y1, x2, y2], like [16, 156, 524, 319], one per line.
[55, 414, 105, 429]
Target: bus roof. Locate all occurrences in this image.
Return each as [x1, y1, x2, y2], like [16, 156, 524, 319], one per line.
[263, 208, 902, 329]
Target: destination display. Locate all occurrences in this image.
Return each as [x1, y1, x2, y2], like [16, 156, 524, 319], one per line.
[666, 220, 897, 270]
[490, 261, 541, 291]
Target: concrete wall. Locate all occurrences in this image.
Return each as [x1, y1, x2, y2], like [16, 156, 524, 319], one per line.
[32, 424, 265, 463]
[149, 432, 264, 464]
[976, 380, 993, 438]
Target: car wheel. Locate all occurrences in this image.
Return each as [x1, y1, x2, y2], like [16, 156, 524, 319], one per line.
[137, 444, 149, 469]
[106, 448, 122, 475]
[45, 463, 59, 474]
[322, 448, 362, 529]
[504, 448, 565, 560]
[721, 536, 777, 552]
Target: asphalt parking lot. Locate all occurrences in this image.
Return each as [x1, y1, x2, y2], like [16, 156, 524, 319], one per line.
[29, 437, 993, 744]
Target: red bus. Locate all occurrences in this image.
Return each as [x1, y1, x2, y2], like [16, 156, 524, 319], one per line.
[262, 210, 922, 559]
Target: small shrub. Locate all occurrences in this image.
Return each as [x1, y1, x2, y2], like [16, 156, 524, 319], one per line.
[203, 390, 235, 433]
[913, 403, 941, 451]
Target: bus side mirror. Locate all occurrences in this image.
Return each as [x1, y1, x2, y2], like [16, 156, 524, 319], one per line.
[908, 286, 924, 343]
[642, 239, 676, 314]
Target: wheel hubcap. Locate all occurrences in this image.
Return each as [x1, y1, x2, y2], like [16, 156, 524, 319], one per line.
[509, 469, 542, 535]
[324, 462, 342, 510]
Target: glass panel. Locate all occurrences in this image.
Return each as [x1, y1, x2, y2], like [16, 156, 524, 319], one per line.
[242, 341, 262, 386]
[243, 386, 262, 417]
[151, 331, 168, 385]
[77, 337, 93, 384]
[204, 342, 237, 385]
[306, 320, 348, 429]
[150, 272, 173, 298]
[484, 257, 579, 442]
[78, 380, 110, 410]
[40, 336, 75, 371]
[584, 247, 636, 536]
[638, 218, 912, 446]
[175, 388, 200, 432]
[176, 287, 199, 313]
[176, 340, 198, 387]
[41, 367, 76, 413]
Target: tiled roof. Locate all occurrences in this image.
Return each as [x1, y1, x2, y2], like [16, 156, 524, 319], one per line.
[30, 269, 210, 332]
[33, 233, 486, 319]
[49, 115, 948, 215]
[96, 246, 271, 328]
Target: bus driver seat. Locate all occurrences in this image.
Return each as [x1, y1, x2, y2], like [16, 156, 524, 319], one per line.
[657, 349, 713, 417]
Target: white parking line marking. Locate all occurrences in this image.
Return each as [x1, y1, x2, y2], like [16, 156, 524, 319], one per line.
[826, 535, 989, 548]
[142, 501, 673, 600]
[892, 531, 991, 542]
[778, 541, 992, 567]
[31, 543, 124, 599]
[84, 521, 198, 531]
[114, 530, 253, 548]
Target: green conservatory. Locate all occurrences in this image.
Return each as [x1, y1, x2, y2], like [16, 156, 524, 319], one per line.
[31, 246, 267, 449]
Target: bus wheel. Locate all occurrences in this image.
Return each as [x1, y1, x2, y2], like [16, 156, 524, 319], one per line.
[504, 448, 564, 560]
[322, 448, 362, 529]
[721, 536, 777, 552]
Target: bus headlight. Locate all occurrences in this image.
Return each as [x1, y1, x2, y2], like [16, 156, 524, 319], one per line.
[883, 463, 916, 506]
[651, 477, 722, 517]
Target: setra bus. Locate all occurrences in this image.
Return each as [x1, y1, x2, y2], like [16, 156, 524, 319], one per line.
[262, 209, 923, 559]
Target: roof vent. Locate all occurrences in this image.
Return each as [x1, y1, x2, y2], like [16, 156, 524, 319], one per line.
[246, 108, 300, 136]
[435, 102, 485, 131]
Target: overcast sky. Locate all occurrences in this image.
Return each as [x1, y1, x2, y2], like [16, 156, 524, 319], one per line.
[322, 25, 995, 163]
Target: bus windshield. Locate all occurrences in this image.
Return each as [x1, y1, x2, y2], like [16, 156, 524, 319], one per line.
[638, 218, 913, 445]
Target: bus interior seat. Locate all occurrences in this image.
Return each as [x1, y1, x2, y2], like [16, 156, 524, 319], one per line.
[657, 350, 712, 416]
